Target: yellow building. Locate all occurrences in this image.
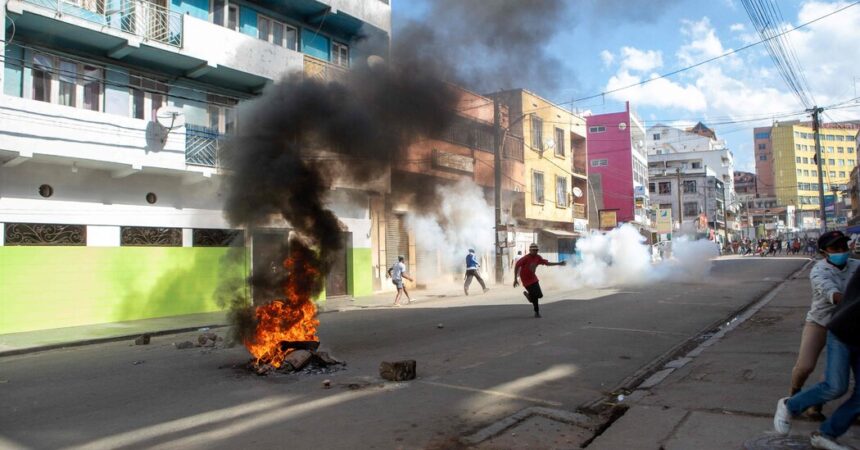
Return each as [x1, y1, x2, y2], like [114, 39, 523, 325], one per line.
[493, 89, 588, 261]
[763, 121, 859, 225]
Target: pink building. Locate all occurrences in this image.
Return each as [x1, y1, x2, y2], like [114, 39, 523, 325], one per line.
[585, 102, 650, 232]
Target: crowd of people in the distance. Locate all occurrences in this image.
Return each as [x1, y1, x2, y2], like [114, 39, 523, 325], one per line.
[729, 237, 827, 257]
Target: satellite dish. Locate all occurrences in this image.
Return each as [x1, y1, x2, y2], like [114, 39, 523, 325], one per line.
[618, 122, 627, 130]
[572, 187, 583, 198]
[156, 106, 186, 131]
[544, 138, 555, 150]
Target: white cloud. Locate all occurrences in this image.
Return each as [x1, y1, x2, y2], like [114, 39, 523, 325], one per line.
[677, 18, 727, 64]
[606, 70, 707, 111]
[600, 50, 615, 67]
[619, 46, 664, 72]
[729, 23, 745, 32]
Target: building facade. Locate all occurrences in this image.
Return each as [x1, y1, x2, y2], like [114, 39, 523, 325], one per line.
[0, 0, 391, 333]
[754, 121, 859, 230]
[585, 102, 650, 237]
[493, 89, 587, 263]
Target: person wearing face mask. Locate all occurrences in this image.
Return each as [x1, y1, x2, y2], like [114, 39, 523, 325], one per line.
[785, 231, 860, 423]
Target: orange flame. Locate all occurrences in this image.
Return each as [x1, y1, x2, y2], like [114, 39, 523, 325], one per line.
[244, 252, 320, 368]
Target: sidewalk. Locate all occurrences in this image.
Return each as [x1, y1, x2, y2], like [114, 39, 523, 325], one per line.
[0, 281, 490, 356]
[587, 263, 860, 449]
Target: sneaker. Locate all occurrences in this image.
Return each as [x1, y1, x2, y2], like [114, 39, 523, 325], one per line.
[392, 303, 401, 307]
[810, 432, 851, 450]
[774, 397, 792, 435]
[483, 288, 490, 293]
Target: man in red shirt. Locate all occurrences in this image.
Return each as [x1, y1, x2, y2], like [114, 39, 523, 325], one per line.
[513, 243, 566, 318]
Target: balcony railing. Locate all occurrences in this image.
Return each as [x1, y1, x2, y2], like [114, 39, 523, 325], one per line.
[23, 0, 183, 47]
[185, 125, 222, 167]
[303, 55, 347, 83]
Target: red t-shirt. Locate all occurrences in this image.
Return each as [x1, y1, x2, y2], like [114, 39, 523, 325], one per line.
[515, 254, 548, 287]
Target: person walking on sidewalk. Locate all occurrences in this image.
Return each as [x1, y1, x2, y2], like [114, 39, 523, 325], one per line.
[387, 256, 413, 306]
[513, 243, 566, 318]
[464, 249, 489, 295]
[789, 231, 860, 421]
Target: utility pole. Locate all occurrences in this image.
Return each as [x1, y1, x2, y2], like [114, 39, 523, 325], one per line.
[720, 180, 729, 246]
[809, 106, 827, 231]
[493, 96, 504, 284]
[676, 168, 682, 232]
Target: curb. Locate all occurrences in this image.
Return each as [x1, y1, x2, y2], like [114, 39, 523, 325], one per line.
[0, 323, 228, 358]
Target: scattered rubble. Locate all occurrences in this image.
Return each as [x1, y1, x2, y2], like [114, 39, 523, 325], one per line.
[379, 360, 417, 381]
[134, 334, 151, 345]
[250, 348, 345, 376]
[132, 360, 144, 365]
[437, 323, 444, 329]
[174, 341, 195, 350]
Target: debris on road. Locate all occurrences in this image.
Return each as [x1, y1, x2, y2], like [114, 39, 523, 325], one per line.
[174, 341, 195, 350]
[322, 379, 332, 389]
[437, 323, 444, 329]
[134, 334, 151, 345]
[379, 360, 417, 381]
[132, 360, 144, 365]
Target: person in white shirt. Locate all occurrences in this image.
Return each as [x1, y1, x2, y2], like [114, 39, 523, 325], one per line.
[386, 255, 413, 306]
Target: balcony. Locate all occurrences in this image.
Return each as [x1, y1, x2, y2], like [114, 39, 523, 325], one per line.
[18, 0, 182, 47]
[303, 55, 347, 83]
[573, 166, 587, 177]
[185, 125, 223, 168]
[0, 95, 210, 175]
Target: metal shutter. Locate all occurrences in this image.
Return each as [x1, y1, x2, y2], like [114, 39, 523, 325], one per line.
[385, 213, 409, 271]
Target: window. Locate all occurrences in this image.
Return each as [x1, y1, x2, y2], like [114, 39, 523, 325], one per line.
[759, 155, 767, 161]
[758, 143, 766, 150]
[258, 16, 298, 50]
[691, 162, 702, 169]
[755, 132, 770, 139]
[797, 169, 802, 176]
[837, 135, 845, 142]
[658, 182, 671, 194]
[129, 74, 167, 121]
[838, 147, 845, 153]
[839, 159, 845, 166]
[849, 147, 855, 154]
[684, 202, 698, 217]
[588, 125, 605, 133]
[812, 170, 817, 176]
[554, 128, 565, 157]
[830, 171, 836, 177]
[828, 146, 835, 153]
[653, 133, 661, 140]
[796, 156, 802, 163]
[850, 159, 855, 166]
[30, 54, 103, 111]
[207, 94, 238, 134]
[211, 0, 238, 30]
[649, 182, 655, 193]
[796, 144, 801, 151]
[532, 171, 544, 204]
[531, 116, 544, 150]
[590, 158, 608, 167]
[804, 170, 809, 176]
[556, 176, 568, 207]
[32, 53, 53, 102]
[840, 171, 846, 177]
[683, 180, 696, 193]
[826, 135, 835, 141]
[332, 41, 349, 67]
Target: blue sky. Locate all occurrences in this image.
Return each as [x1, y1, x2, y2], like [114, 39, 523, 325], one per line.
[393, 0, 860, 174]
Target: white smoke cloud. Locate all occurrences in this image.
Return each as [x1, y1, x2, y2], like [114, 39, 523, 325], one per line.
[406, 179, 495, 284]
[540, 224, 719, 289]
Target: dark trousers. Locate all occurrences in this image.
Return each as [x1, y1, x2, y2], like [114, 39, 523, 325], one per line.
[525, 282, 543, 313]
[464, 269, 486, 293]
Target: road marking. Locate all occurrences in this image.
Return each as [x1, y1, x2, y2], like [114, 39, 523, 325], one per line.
[581, 325, 685, 336]
[419, 380, 563, 407]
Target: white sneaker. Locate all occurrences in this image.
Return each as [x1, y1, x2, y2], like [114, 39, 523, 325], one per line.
[774, 397, 792, 435]
[811, 432, 852, 450]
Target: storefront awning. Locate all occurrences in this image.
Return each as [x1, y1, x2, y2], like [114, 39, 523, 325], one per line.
[540, 229, 578, 237]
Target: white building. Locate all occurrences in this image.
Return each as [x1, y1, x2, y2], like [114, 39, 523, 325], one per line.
[0, 0, 391, 334]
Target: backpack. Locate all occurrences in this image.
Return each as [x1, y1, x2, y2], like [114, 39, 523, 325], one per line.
[829, 263, 860, 346]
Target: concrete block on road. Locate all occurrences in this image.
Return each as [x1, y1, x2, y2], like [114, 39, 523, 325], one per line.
[587, 405, 688, 450]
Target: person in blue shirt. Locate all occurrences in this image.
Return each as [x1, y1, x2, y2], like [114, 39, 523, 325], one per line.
[464, 249, 489, 295]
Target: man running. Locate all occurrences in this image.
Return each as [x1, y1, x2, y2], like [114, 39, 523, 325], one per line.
[464, 249, 489, 295]
[513, 243, 566, 318]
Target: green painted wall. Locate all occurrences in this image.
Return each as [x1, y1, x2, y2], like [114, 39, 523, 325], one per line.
[348, 247, 372, 297]
[0, 247, 247, 334]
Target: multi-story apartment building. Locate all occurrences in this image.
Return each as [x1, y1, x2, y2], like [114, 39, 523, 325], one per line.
[585, 102, 650, 238]
[0, 0, 391, 334]
[754, 121, 859, 230]
[492, 89, 587, 263]
[646, 123, 735, 241]
[647, 166, 728, 243]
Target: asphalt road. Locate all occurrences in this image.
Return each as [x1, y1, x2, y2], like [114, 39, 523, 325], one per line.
[0, 256, 807, 450]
